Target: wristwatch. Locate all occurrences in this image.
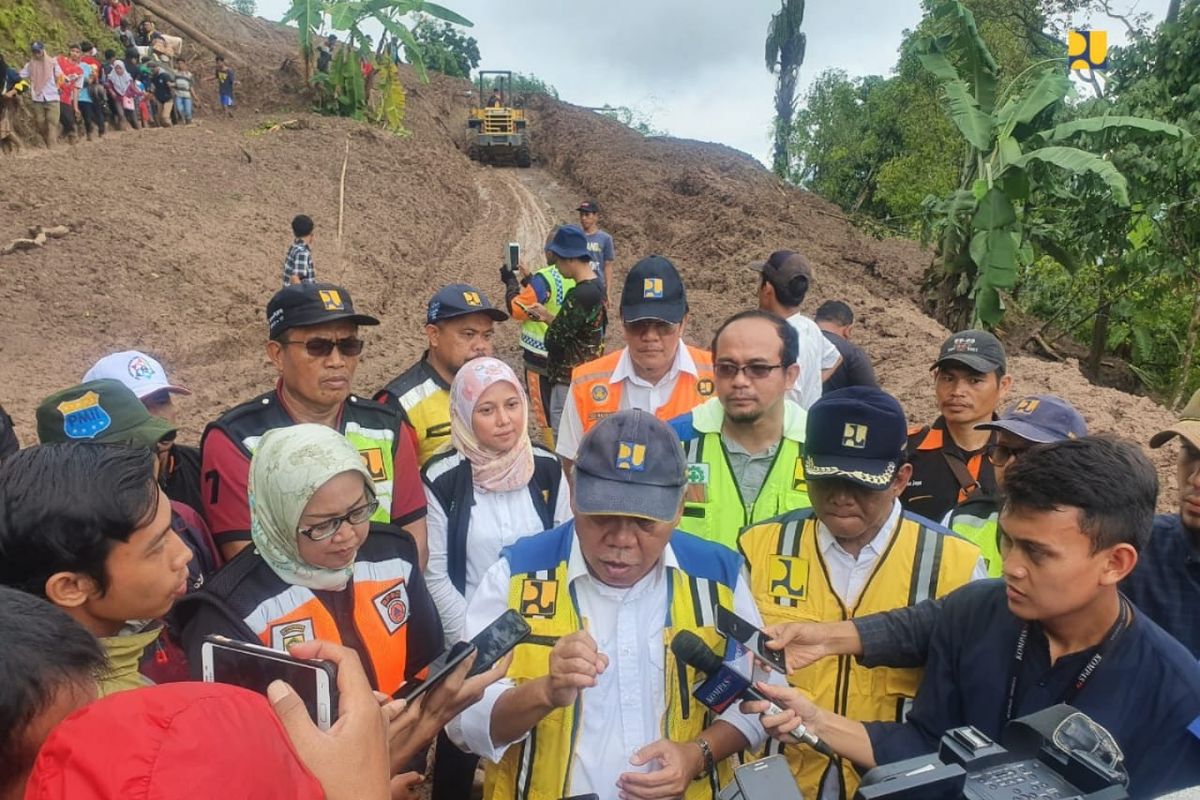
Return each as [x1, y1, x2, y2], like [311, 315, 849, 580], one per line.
[694, 736, 715, 779]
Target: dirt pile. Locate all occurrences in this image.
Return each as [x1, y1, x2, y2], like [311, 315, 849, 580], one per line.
[0, 0, 1183, 503]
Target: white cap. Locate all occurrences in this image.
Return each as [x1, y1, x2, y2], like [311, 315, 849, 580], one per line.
[83, 351, 192, 399]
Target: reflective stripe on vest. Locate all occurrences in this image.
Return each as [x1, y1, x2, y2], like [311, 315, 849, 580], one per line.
[569, 346, 716, 434]
[679, 432, 810, 551]
[519, 267, 576, 358]
[738, 512, 981, 799]
[396, 379, 451, 466]
[242, 557, 415, 695]
[485, 531, 736, 800]
[240, 422, 394, 526]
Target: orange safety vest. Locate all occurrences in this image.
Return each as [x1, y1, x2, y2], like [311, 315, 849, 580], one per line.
[569, 346, 716, 434]
[908, 423, 990, 505]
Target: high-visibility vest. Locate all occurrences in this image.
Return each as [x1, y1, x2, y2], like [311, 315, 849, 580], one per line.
[946, 496, 1002, 576]
[519, 266, 576, 360]
[376, 355, 451, 466]
[738, 509, 981, 800]
[568, 346, 716, 435]
[670, 397, 811, 550]
[484, 522, 740, 800]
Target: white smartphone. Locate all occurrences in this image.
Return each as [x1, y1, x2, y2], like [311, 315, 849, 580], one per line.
[200, 635, 337, 730]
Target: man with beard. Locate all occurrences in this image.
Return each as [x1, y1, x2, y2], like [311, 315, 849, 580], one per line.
[669, 310, 810, 550]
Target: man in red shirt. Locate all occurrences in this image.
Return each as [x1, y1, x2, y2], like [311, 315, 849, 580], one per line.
[200, 283, 427, 563]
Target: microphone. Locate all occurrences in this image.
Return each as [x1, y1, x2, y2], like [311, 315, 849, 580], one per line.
[671, 630, 835, 758]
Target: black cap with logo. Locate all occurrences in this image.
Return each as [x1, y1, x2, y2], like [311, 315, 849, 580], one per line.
[933, 329, 1006, 374]
[267, 283, 380, 339]
[620, 255, 687, 324]
[427, 283, 509, 324]
[804, 386, 908, 490]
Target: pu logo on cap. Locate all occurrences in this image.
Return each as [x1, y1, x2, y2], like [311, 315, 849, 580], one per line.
[57, 391, 112, 439]
[842, 423, 869, 449]
[463, 291, 482, 307]
[1015, 398, 1040, 414]
[616, 441, 646, 471]
[319, 290, 345, 311]
[127, 356, 156, 381]
[643, 278, 663, 299]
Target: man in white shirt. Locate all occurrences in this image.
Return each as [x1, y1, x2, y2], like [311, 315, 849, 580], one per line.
[454, 409, 772, 800]
[753, 250, 841, 410]
[556, 256, 716, 471]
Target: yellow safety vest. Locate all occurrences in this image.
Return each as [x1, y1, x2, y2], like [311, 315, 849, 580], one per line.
[520, 266, 576, 359]
[946, 497, 1002, 577]
[738, 510, 981, 800]
[672, 397, 811, 550]
[376, 355, 450, 466]
[485, 523, 741, 800]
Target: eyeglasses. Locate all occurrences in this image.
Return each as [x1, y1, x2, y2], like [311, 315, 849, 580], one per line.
[987, 443, 1030, 467]
[281, 336, 364, 358]
[625, 319, 679, 338]
[714, 362, 784, 380]
[297, 499, 379, 541]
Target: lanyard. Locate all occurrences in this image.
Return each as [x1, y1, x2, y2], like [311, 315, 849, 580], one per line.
[1003, 595, 1131, 725]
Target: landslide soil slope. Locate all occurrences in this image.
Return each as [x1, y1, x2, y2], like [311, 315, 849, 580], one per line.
[0, 0, 1181, 501]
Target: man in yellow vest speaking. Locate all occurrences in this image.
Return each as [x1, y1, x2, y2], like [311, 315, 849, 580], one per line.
[669, 310, 811, 551]
[452, 409, 773, 800]
[737, 387, 985, 800]
[556, 255, 715, 472]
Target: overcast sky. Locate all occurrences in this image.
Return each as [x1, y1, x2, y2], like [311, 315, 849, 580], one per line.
[255, 0, 1164, 165]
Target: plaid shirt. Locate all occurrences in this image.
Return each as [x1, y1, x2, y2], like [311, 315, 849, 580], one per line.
[282, 239, 315, 288]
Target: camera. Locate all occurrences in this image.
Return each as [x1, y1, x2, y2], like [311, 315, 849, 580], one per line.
[855, 705, 1129, 800]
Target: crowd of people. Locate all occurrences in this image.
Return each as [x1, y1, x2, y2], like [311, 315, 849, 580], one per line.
[0, 195, 1198, 800]
[0, 11, 225, 153]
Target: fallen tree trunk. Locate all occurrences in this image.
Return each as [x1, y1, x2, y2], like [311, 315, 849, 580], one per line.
[133, 0, 234, 62]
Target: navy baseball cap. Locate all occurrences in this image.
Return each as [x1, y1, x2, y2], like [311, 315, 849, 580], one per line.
[576, 200, 601, 214]
[977, 395, 1086, 443]
[545, 224, 591, 261]
[574, 409, 687, 523]
[267, 283, 379, 338]
[426, 283, 508, 324]
[933, 329, 1006, 374]
[805, 387, 908, 490]
[620, 255, 687, 324]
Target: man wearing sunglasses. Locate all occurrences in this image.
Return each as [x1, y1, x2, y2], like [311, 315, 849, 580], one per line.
[555, 255, 715, 472]
[375, 284, 509, 467]
[200, 283, 426, 564]
[668, 310, 810, 550]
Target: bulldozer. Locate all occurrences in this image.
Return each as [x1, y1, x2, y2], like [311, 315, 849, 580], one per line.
[466, 71, 532, 168]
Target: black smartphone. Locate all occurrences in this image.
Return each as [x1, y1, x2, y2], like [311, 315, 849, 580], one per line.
[201, 635, 338, 730]
[716, 606, 787, 673]
[395, 640, 477, 702]
[733, 755, 804, 800]
[507, 241, 521, 271]
[468, 609, 531, 677]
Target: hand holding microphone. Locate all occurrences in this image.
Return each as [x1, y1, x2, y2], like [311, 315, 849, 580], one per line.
[670, 631, 834, 758]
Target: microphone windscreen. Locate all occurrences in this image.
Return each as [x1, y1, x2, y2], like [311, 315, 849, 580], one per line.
[670, 630, 724, 674]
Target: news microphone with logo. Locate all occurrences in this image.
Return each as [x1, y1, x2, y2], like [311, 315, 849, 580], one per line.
[671, 630, 835, 758]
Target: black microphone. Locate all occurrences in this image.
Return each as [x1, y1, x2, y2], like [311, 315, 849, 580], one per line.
[671, 630, 835, 758]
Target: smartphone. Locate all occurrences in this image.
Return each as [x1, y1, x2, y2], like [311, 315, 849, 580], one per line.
[507, 242, 521, 271]
[395, 640, 477, 702]
[733, 756, 804, 800]
[201, 635, 337, 730]
[467, 609, 531, 677]
[716, 606, 787, 673]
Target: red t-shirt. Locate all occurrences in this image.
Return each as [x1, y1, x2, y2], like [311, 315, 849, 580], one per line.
[200, 390, 426, 548]
[57, 57, 82, 104]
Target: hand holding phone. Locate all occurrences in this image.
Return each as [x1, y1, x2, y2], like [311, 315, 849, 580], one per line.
[716, 606, 788, 673]
[202, 635, 338, 729]
[468, 609, 531, 677]
[394, 640, 477, 702]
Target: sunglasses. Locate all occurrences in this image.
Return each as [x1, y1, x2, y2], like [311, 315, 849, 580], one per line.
[625, 319, 679, 337]
[282, 336, 364, 357]
[714, 362, 784, 380]
[297, 498, 379, 541]
[987, 443, 1030, 467]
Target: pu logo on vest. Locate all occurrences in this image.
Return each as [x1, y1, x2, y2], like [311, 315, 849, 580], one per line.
[643, 278, 664, 299]
[616, 441, 646, 471]
[591, 384, 609, 403]
[686, 462, 710, 504]
[769, 556, 809, 600]
[271, 619, 315, 650]
[463, 291, 483, 306]
[696, 378, 715, 397]
[319, 290, 344, 311]
[373, 582, 411, 634]
[1014, 398, 1040, 414]
[1068, 30, 1108, 70]
[842, 423, 869, 449]
[358, 447, 387, 481]
[520, 579, 558, 617]
[57, 391, 112, 439]
[792, 459, 807, 492]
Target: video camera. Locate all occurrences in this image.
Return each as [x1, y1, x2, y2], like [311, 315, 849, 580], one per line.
[855, 705, 1129, 800]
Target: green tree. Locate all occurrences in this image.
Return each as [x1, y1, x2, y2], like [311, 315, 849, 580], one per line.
[411, 15, 479, 78]
[224, 0, 257, 15]
[508, 72, 558, 99]
[765, 0, 807, 178]
[598, 104, 666, 137]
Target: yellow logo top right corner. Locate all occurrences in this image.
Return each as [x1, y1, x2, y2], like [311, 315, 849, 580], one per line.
[1068, 30, 1108, 71]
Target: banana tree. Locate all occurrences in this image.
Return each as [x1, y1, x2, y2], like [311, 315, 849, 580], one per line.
[918, 0, 1187, 329]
